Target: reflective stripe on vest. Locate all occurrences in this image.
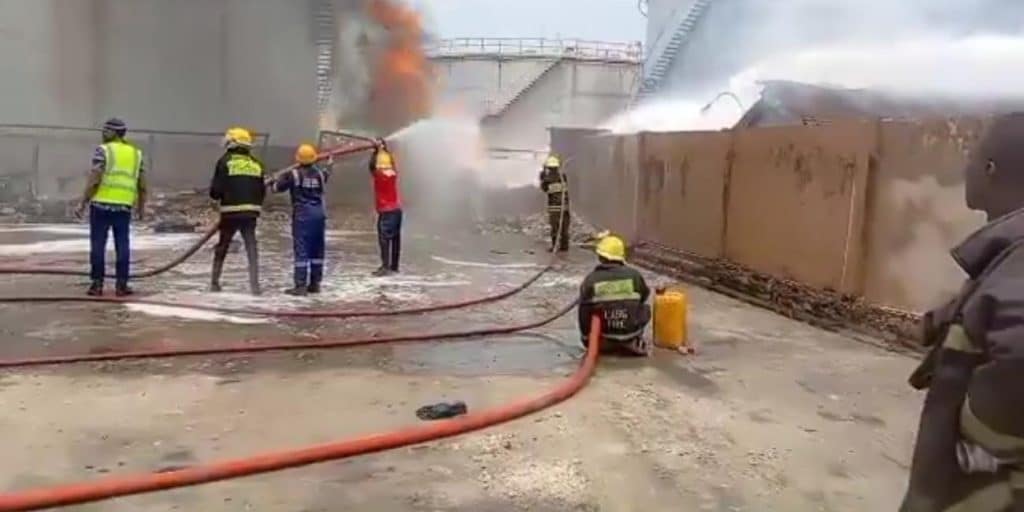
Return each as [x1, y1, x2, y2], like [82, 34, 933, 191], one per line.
[220, 204, 262, 213]
[92, 141, 141, 206]
[226, 154, 263, 177]
[592, 279, 641, 303]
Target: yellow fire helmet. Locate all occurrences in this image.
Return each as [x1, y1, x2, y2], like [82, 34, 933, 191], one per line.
[295, 143, 318, 165]
[375, 149, 394, 170]
[544, 155, 561, 168]
[595, 234, 626, 262]
[223, 127, 253, 148]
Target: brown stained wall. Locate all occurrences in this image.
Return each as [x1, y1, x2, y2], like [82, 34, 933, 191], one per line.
[724, 122, 875, 292]
[637, 131, 731, 258]
[554, 118, 991, 310]
[862, 119, 987, 311]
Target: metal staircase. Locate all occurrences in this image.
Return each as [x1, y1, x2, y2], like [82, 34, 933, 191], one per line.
[483, 58, 561, 120]
[636, 0, 713, 101]
[310, 0, 336, 128]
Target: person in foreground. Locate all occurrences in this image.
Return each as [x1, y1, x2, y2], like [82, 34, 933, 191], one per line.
[209, 127, 264, 296]
[577, 233, 652, 356]
[271, 143, 331, 296]
[76, 117, 147, 297]
[901, 112, 1024, 512]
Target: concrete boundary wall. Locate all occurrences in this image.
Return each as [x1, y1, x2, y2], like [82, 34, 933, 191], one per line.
[552, 118, 987, 311]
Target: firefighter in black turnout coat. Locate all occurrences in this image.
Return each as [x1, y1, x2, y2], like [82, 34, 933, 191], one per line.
[901, 112, 1024, 512]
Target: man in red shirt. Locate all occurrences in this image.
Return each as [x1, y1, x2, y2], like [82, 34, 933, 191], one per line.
[369, 139, 403, 276]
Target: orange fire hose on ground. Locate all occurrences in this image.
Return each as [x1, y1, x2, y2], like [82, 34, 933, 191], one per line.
[0, 313, 599, 511]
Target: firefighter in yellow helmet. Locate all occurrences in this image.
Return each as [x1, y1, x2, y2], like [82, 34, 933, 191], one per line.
[269, 143, 333, 295]
[209, 126, 265, 295]
[368, 138, 403, 276]
[539, 154, 570, 252]
[577, 234, 652, 356]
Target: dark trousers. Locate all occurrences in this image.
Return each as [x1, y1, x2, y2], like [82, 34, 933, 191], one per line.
[377, 209, 403, 271]
[213, 215, 259, 293]
[548, 210, 570, 251]
[293, 215, 326, 288]
[89, 204, 131, 287]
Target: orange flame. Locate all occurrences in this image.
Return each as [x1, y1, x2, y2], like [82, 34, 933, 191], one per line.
[366, 0, 433, 132]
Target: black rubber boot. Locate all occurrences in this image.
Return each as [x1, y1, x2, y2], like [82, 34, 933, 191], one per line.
[372, 266, 390, 277]
[306, 283, 321, 294]
[87, 281, 103, 297]
[210, 253, 226, 293]
[284, 286, 307, 297]
[115, 285, 134, 297]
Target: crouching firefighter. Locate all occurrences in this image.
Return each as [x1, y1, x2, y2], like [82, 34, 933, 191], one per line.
[209, 127, 264, 296]
[901, 112, 1024, 512]
[272, 143, 331, 296]
[539, 155, 570, 252]
[577, 234, 652, 356]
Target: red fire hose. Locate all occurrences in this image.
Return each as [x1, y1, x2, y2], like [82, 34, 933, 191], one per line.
[0, 312, 598, 511]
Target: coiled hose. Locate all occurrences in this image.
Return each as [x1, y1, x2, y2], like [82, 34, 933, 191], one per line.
[0, 310, 597, 511]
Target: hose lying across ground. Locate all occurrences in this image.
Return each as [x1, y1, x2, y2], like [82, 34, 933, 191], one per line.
[0, 307, 596, 511]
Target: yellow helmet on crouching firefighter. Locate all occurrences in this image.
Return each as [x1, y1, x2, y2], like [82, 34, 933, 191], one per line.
[223, 127, 253, 149]
[544, 155, 561, 168]
[375, 149, 394, 170]
[295, 143, 318, 165]
[595, 233, 626, 262]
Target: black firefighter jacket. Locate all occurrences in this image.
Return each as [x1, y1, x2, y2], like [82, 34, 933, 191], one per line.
[903, 208, 1024, 512]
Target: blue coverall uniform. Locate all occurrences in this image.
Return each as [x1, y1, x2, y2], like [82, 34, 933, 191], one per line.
[272, 164, 330, 290]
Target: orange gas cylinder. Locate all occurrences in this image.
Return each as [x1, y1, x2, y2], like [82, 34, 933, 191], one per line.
[653, 289, 688, 350]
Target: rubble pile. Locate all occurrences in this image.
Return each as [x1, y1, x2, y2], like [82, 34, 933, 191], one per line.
[632, 242, 922, 353]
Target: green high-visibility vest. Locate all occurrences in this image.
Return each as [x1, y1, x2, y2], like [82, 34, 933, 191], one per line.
[92, 141, 142, 206]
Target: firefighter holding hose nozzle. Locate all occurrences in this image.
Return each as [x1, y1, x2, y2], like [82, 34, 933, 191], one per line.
[900, 112, 1024, 512]
[577, 234, 652, 356]
[209, 127, 265, 296]
[271, 143, 332, 296]
[76, 117, 147, 297]
[539, 154, 570, 252]
[369, 138, 403, 276]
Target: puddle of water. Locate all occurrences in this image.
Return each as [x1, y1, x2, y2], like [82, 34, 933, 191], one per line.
[0, 225, 88, 235]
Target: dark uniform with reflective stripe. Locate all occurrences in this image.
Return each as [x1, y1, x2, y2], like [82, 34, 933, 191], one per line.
[209, 147, 265, 294]
[539, 167, 570, 252]
[578, 261, 652, 355]
[902, 113, 1024, 512]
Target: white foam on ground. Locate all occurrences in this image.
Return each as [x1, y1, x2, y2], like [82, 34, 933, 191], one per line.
[431, 256, 542, 269]
[124, 303, 269, 324]
[0, 232, 196, 255]
[325, 230, 375, 240]
[0, 225, 89, 235]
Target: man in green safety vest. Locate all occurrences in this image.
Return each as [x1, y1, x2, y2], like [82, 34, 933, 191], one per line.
[75, 117, 147, 297]
[577, 234, 652, 356]
[209, 126, 265, 296]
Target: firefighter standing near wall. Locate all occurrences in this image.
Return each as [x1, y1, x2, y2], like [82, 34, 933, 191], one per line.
[271, 143, 331, 296]
[577, 233, 652, 356]
[539, 154, 570, 252]
[75, 117, 147, 297]
[369, 139, 403, 276]
[900, 112, 1024, 512]
[209, 127, 265, 296]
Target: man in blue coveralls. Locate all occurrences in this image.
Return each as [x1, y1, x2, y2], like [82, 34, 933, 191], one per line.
[271, 143, 331, 296]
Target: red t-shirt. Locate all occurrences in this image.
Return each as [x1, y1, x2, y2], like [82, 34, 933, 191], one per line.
[372, 168, 401, 212]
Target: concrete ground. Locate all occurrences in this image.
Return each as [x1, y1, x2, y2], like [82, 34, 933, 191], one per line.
[0, 219, 921, 511]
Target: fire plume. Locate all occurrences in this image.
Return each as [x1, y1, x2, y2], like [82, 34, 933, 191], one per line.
[366, 0, 433, 131]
